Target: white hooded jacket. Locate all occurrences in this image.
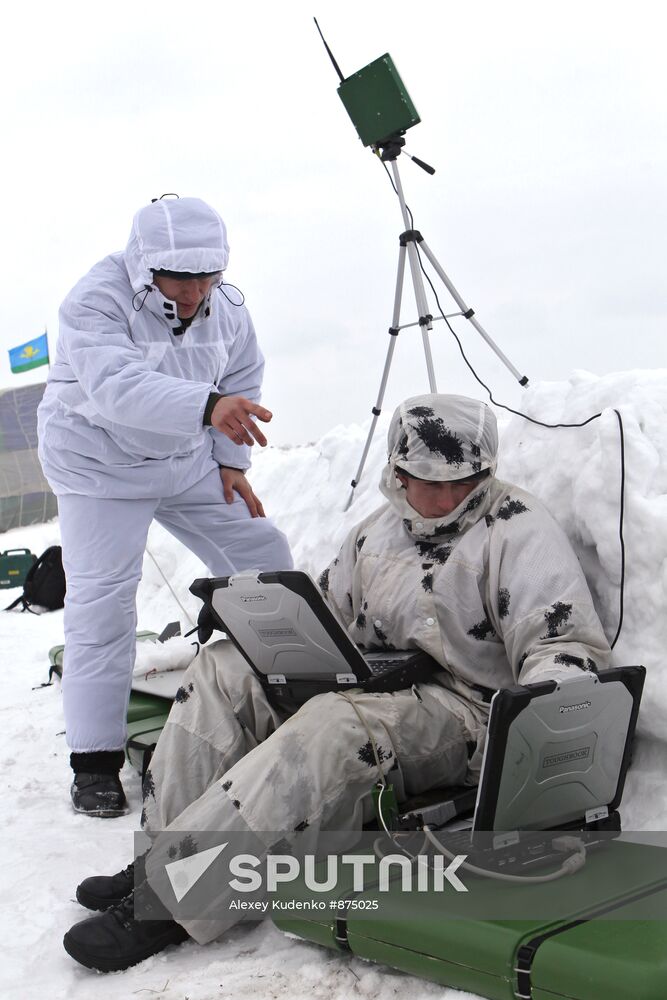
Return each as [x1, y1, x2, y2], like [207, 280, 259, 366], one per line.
[37, 198, 261, 498]
[319, 394, 611, 708]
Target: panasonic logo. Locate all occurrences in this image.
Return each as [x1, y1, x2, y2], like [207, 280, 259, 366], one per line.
[559, 700, 591, 714]
[239, 595, 267, 603]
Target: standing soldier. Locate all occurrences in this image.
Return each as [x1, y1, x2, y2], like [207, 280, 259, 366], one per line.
[38, 196, 292, 817]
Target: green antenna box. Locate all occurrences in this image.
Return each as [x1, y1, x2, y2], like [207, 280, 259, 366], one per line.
[337, 54, 420, 147]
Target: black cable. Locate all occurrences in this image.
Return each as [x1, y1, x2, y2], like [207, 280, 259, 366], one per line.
[418, 250, 604, 428]
[610, 409, 626, 649]
[132, 286, 151, 312]
[379, 157, 416, 231]
[415, 243, 627, 645]
[380, 158, 627, 646]
[217, 280, 245, 307]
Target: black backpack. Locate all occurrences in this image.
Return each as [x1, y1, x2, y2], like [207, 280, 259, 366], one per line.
[5, 545, 66, 613]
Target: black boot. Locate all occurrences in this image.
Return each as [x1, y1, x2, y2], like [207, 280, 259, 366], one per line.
[70, 751, 129, 818]
[76, 853, 146, 911]
[63, 885, 189, 972]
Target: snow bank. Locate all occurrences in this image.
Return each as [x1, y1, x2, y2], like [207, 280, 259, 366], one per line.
[497, 368, 667, 828]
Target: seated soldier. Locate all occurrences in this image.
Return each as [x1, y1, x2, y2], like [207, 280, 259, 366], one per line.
[63, 393, 611, 972]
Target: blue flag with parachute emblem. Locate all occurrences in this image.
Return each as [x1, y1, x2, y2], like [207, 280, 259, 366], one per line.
[8, 332, 49, 374]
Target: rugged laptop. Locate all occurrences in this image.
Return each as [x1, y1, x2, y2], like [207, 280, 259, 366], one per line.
[397, 665, 645, 870]
[189, 570, 440, 708]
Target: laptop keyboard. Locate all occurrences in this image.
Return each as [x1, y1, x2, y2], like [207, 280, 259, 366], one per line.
[442, 829, 551, 869]
[366, 657, 404, 674]
[363, 650, 428, 672]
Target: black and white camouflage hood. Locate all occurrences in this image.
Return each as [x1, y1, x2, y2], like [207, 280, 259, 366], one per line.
[379, 393, 499, 540]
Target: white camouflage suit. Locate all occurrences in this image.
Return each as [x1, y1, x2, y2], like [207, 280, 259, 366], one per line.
[142, 394, 611, 944]
[37, 198, 292, 753]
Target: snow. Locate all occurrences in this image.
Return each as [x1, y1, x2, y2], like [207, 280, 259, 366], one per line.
[2, 370, 667, 999]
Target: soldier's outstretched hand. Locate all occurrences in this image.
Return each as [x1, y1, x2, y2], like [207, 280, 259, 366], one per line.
[210, 396, 272, 447]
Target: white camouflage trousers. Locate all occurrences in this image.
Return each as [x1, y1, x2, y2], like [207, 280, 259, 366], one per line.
[142, 642, 487, 944]
[58, 467, 293, 752]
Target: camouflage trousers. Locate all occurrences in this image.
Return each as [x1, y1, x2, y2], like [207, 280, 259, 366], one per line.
[142, 640, 486, 944]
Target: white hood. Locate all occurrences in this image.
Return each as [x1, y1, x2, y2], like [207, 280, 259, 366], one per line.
[124, 197, 230, 293]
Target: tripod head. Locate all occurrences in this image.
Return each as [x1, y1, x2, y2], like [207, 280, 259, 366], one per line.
[376, 134, 405, 162]
[375, 134, 436, 175]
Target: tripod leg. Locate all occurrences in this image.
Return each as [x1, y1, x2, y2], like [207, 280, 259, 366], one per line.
[405, 240, 438, 391]
[344, 245, 407, 511]
[390, 160, 438, 393]
[418, 239, 528, 385]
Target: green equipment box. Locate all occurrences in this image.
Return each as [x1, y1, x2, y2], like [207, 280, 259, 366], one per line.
[272, 839, 667, 1000]
[338, 54, 420, 147]
[0, 548, 35, 588]
[126, 712, 171, 776]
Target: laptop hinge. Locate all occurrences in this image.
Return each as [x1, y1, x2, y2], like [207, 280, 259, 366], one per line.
[228, 571, 262, 587]
[336, 673, 357, 685]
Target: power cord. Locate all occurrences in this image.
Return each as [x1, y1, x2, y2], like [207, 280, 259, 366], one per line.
[341, 689, 588, 883]
[422, 826, 587, 884]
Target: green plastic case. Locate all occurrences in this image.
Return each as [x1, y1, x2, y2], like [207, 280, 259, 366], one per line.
[337, 54, 420, 147]
[0, 548, 36, 588]
[272, 840, 667, 1000]
[126, 712, 171, 774]
[530, 889, 667, 1000]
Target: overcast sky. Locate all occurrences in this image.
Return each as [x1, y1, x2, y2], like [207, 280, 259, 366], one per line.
[1, 0, 665, 445]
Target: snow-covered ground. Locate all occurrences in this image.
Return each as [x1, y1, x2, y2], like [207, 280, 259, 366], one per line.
[2, 371, 666, 999]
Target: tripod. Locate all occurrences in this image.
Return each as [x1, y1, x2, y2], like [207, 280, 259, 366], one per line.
[345, 142, 529, 510]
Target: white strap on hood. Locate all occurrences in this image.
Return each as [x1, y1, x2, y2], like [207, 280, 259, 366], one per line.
[379, 393, 499, 540]
[124, 197, 230, 294]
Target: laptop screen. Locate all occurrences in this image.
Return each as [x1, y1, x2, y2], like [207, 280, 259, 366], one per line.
[192, 570, 372, 683]
[473, 666, 645, 831]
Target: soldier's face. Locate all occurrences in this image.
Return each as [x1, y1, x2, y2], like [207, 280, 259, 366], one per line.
[153, 273, 220, 318]
[396, 471, 478, 518]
